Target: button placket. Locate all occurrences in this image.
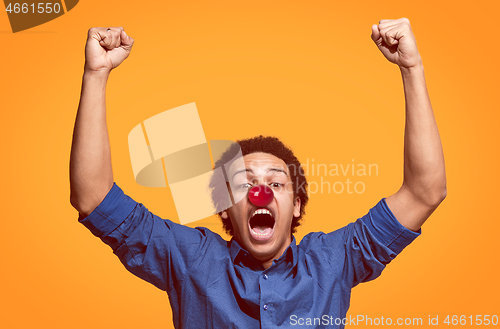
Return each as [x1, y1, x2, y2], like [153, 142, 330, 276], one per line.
[260, 272, 272, 316]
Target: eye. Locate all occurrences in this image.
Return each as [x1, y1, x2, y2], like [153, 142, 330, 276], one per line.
[239, 183, 252, 189]
[270, 182, 283, 189]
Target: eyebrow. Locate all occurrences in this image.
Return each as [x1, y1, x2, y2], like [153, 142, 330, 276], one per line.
[232, 168, 289, 180]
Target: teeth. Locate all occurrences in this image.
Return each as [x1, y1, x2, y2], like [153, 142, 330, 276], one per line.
[252, 208, 272, 217]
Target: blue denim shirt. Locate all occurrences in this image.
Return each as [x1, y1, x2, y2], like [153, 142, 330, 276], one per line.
[79, 183, 420, 328]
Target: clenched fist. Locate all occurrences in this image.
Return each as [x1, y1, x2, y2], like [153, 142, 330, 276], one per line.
[84, 26, 134, 73]
[371, 18, 422, 69]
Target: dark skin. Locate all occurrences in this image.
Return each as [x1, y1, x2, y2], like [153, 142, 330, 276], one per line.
[71, 18, 446, 270]
[221, 152, 301, 269]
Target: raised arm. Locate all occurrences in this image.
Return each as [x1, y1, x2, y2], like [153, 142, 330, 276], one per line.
[70, 26, 134, 218]
[370, 18, 447, 232]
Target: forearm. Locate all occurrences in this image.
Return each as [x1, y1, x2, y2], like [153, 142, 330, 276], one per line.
[69, 70, 114, 216]
[400, 63, 446, 206]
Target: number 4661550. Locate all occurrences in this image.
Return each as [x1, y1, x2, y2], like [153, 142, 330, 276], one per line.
[6, 3, 62, 14]
[444, 315, 498, 326]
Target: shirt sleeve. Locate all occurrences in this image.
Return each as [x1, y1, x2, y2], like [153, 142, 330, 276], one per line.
[78, 182, 212, 292]
[320, 198, 421, 288]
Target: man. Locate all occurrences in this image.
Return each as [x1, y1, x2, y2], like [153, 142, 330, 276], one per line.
[70, 18, 446, 328]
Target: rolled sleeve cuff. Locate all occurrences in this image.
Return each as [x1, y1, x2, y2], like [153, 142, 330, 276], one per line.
[78, 183, 137, 238]
[361, 198, 421, 255]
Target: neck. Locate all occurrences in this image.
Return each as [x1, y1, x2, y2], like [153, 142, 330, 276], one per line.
[255, 235, 293, 270]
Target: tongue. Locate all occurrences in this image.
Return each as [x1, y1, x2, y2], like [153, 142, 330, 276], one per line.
[253, 226, 272, 235]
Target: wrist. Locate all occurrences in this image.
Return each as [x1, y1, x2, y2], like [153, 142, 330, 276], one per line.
[83, 68, 110, 83]
[399, 60, 424, 76]
[83, 63, 111, 78]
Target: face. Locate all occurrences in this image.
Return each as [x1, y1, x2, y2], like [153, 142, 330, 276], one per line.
[222, 152, 300, 268]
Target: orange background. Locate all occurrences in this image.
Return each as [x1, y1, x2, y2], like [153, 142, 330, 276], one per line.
[1, 0, 499, 328]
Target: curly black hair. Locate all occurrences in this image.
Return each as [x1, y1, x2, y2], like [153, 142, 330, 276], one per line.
[210, 135, 308, 236]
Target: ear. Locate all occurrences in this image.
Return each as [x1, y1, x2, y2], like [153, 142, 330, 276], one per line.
[293, 197, 301, 218]
[221, 210, 228, 219]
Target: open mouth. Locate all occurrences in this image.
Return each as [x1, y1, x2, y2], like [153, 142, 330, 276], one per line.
[248, 208, 275, 241]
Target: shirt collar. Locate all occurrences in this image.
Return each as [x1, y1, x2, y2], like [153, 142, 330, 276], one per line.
[229, 235, 298, 268]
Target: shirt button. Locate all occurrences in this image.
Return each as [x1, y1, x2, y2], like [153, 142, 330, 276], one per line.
[263, 304, 268, 311]
[263, 274, 268, 280]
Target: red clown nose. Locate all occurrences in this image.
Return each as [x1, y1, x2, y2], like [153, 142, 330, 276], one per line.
[248, 185, 274, 207]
